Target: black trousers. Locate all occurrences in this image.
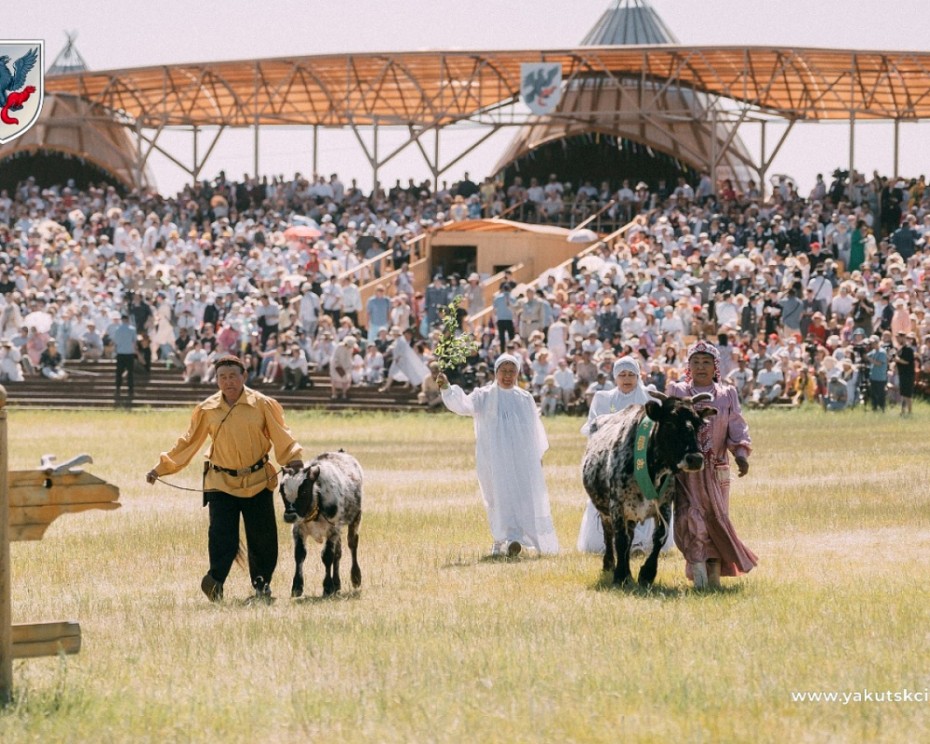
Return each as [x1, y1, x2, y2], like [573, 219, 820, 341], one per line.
[115, 353, 135, 394]
[206, 489, 277, 589]
[260, 323, 279, 349]
[496, 319, 515, 349]
[869, 379, 887, 411]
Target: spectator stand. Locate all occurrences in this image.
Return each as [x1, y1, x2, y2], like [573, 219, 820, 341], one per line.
[341, 230, 431, 328]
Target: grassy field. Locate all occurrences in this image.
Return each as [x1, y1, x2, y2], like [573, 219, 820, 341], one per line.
[1, 403, 929, 743]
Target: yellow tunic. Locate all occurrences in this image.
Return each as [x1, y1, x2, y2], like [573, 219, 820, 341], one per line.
[154, 387, 303, 497]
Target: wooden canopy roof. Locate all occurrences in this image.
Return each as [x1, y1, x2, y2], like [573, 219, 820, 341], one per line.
[43, 45, 930, 129]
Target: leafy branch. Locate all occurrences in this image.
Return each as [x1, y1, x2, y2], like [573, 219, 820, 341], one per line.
[433, 296, 478, 371]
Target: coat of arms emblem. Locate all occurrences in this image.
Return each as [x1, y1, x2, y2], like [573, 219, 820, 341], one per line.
[0, 41, 44, 145]
[520, 62, 562, 116]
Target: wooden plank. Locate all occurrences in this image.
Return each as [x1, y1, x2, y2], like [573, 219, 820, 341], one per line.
[10, 524, 50, 542]
[10, 502, 121, 529]
[10, 471, 111, 488]
[10, 503, 121, 542]
[9, 475, 120, 508]
[9, 483, 118, 507]
[12, 621, 82, 659]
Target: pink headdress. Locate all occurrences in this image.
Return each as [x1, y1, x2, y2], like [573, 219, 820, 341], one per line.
[684, 339, 721, 382]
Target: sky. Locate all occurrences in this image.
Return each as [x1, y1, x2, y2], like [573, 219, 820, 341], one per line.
[5, 0, 930, 195]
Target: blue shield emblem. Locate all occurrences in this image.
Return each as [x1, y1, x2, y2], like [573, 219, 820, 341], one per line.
[0, 40, 44, 145]
[520, 62, 562, 115]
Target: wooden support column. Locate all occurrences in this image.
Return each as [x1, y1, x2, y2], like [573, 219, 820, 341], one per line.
[253, 123, 260, 178]
[0, 387, 10, 704]
[848, 111, 856, 178]
[893, 119, 900, 177]
[313, 124, 319, 177]
[0, 410, 120, 702]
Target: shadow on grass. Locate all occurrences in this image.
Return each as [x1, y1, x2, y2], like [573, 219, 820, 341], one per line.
[440, 553, 543, 569]
[587, 571, 748, 599]
[209, 589, 364, 607]
[291, 589, 363, 605]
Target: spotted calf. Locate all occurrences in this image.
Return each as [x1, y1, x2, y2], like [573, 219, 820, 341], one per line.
[280, 450, 363, 597]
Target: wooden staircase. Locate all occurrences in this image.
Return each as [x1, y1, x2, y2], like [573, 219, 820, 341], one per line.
[4, 360, 424, 412]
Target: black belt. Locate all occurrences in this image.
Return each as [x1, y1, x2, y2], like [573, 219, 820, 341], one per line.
[208, 454, 268, 477]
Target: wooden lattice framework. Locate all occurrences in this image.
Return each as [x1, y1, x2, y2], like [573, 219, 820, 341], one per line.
[41, 45, 930, 186]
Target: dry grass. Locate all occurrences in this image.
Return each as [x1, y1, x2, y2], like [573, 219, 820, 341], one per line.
[1, 404, 929, 743]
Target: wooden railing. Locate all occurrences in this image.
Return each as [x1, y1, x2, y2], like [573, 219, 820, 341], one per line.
[337, 231, 430, 286]
[338, 248, 393, 285]
[491, 198, 625, 231]
[463, 215, 640, 333]
[463, 263, 527, 331]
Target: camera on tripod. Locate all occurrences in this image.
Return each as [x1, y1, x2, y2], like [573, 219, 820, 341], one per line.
[851, 342, 869, 361]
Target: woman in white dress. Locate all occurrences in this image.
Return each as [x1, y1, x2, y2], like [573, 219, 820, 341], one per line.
[577, 356, 672, 554]
[546, 313, 569, 362]
[380, 327, 429, 392]
[329, 336, 357, 400]
[438, 354, 559, 556]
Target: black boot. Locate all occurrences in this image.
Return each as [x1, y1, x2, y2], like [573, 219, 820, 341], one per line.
[200, 572, 223, 602]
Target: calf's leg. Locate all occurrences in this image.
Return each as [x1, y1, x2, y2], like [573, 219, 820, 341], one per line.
[348, 517, 362, 588]
[291, 531, 307, 598]
[331, 535, 343, 594]
[322, 538, 336, 596]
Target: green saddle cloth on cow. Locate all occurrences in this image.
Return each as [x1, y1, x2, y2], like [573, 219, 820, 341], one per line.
[634, 416, 673, 501]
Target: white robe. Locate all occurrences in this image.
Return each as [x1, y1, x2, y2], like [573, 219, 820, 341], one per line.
[442, 383, 559, 554]
[330, 343, 354, 389]
[151, 303, 176, 349]
[577, 385, 674, 554]
[386, 335, 429, 386]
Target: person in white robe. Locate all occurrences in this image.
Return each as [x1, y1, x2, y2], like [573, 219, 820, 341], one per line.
[363, 344, 385, 385]
[380, 327, 429, 392]
[0, 341, 24, 382]
[577, 356, 673, 555]
[437, 354, 559, 556]
[329, 336, 357, 400]
[151, 298, 177, 361]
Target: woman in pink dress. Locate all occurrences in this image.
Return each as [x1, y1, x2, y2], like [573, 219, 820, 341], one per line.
[667, 340, 757, 589]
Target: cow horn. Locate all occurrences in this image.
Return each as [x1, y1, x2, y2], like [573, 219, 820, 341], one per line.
[649, 390, 669, 402]
[689, 392, 713, 404]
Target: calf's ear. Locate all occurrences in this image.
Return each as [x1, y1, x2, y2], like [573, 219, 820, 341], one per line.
[308, 464, 321, 481]
[698, 406, 718, 420]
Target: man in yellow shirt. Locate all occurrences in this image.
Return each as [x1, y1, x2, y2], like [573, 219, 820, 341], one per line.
[146, 355, 303, 602]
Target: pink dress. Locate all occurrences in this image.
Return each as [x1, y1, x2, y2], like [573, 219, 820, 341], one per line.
[667, 381, 758, 578]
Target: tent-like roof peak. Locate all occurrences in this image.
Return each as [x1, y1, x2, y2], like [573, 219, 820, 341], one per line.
[581, 0, 680, 46]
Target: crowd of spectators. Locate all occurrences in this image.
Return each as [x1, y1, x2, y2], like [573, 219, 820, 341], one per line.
[0, 165, 928, 415]
[469, 168, 930, 416]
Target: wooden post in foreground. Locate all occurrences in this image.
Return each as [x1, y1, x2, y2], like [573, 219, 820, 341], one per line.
[0, 386, 11, 704]
[0, 387, 120, 704]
